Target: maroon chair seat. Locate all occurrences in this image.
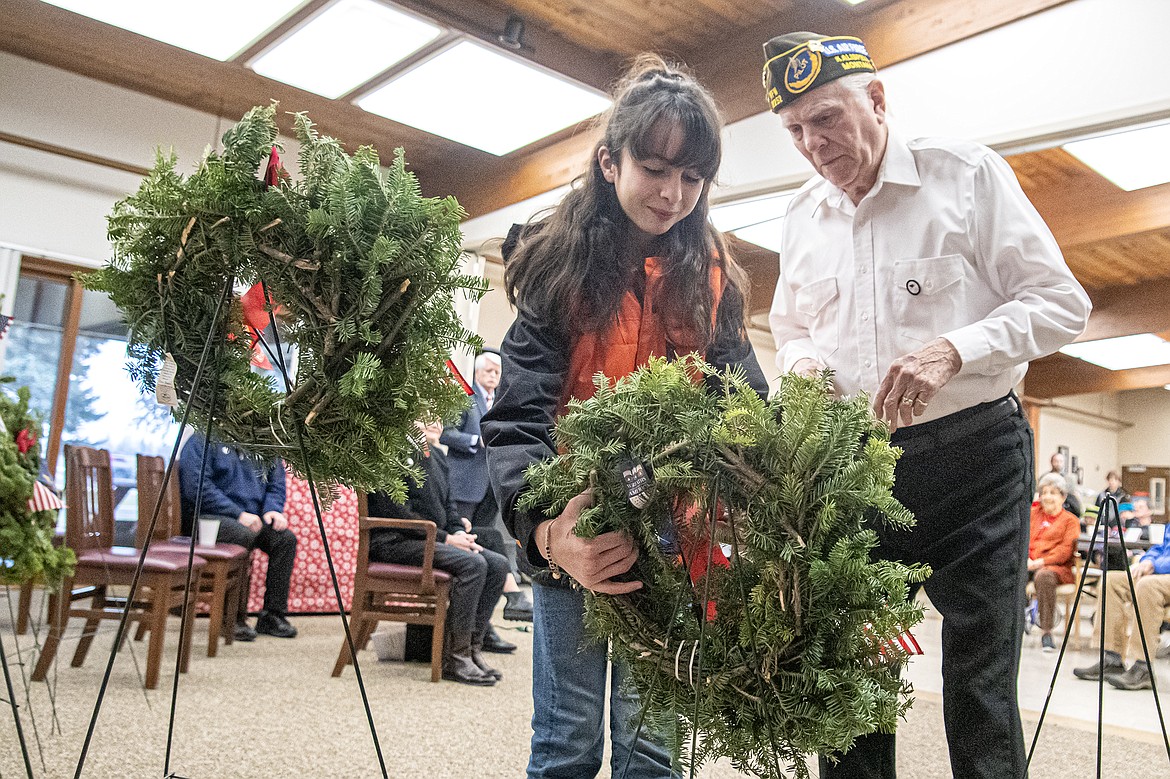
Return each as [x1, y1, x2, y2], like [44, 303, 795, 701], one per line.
[159, 538, 249, 562]
[77, 548, 207, 573]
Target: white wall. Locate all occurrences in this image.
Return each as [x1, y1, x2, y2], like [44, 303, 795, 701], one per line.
[0, 51, 300, 266]
[1119, 389, 1170, 467]
[1034, 393, 1124, 495]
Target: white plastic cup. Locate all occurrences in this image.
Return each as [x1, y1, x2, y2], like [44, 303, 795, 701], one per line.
[1150, 523, 1166, 545]
[197, 518, 220, 548]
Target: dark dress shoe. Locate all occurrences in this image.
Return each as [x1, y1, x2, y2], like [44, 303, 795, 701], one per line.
[472, 650, 503, 680]
[503, 592, 534, 622]
[443, 655, 496, 686]
[233, 622, 257, 642]
[482, 629, 517, 654]
[255, 611, 298, 638]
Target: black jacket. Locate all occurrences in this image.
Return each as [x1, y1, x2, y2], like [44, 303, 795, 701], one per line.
[367, 447, 463, 547]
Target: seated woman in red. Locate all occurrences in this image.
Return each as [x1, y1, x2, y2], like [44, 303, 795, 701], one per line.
[1028, 472, 1082, 651]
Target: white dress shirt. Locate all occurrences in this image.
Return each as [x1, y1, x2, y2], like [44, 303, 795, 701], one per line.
[770, 129, 1091, 424]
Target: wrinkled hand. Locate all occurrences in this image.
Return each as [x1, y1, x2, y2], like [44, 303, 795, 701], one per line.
[446, 531, 482, 553]
[1133, 559, 1155, 583]
[1027, 557, 1043, 572]
[238, 512, 262, 533]
[460, 517, 473, 532]
[544, 490, 642, 595]
[874, 337, 962, 431]
[263, 511, 288, 532]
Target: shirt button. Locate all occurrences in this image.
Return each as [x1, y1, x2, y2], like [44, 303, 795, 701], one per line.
[862, 313, 869, 321]
[864, 359, 872, 367]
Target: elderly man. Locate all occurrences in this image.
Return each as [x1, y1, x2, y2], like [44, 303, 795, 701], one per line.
[762, 32, 1091, 778]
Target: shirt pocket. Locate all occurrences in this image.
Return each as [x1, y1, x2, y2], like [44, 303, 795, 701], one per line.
[794, 276, 840, 359]
[892, 254, 967, 347]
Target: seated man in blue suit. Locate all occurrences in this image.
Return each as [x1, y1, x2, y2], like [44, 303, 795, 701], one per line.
[179, 433, 298, 640]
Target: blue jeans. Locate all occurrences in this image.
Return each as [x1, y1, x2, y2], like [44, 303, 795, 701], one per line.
[529, 583, 678, 779]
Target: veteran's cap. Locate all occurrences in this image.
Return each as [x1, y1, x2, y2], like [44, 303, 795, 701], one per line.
[762, 32, 876, 112]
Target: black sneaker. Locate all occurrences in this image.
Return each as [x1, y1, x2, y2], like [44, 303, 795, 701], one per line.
[1041, 634, 1055, 653]
[1107, 661, 1153, 691]
[233, 621, 257, 642]
[255, 611, 298, 638]
[1073, 651, 1124, 680]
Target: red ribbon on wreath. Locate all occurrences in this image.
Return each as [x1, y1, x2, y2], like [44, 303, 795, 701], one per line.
[675, 498, 730, 622]
[15, 428, 36, 454]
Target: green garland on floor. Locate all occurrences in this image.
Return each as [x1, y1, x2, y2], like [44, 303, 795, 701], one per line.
[0, 381, 74, 587]
[84, 104, 485, 499]
[521, 356, 930, 778]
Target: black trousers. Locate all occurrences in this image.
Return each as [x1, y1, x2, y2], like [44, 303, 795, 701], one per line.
[368, 536, 509, 657]
[820, 396, 1034, 779]
[207, 514, 297, 619]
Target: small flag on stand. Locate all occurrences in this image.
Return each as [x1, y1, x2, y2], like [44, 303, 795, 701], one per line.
[862, 624, 923, 666]
[28, 479, 64, 513]
[0, 314, 11, 341]
[446, 359, 474, 396]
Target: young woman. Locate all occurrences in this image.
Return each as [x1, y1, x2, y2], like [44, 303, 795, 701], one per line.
[482, 54, 768, 779]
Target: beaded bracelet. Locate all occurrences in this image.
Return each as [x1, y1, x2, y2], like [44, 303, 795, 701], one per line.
[543, 524, 563, 580]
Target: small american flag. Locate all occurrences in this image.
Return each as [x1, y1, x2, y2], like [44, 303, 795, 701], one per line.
[863, 624, 924, 667]
[28, 480, 64, 513]
[0, 314, 11, 341]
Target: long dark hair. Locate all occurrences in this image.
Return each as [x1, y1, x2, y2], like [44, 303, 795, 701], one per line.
[504, 53, 750, 346]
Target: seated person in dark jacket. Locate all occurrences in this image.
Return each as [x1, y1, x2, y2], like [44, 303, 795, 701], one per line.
[179, 433, 298, 640]
[367, 421, 510, 686]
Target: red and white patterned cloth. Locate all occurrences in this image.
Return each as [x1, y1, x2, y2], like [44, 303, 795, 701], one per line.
[246, 477, 360, 614]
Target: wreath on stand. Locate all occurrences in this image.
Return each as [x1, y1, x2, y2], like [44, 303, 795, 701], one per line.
[0, 380, 73, 587]
[521, 356, 931, 778]
[84, 104, 485, 498]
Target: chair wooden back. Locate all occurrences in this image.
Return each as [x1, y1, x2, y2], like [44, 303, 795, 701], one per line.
[63, 444, 116, 552]
[136, 454, 182, 546]
[356, 492, 439, 596]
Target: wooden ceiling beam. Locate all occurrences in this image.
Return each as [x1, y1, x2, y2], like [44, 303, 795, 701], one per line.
[1079, 276, 1170, 342]
[447, 0, 1077, 217]
[1025, 353, 1170, 399]
[686, 0, 1076, 125]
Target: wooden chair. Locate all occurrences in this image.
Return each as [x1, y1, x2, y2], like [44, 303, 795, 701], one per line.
[332, 493, 451, 683]
[30, 445, 206, 690]
[135, 454, 249, 658]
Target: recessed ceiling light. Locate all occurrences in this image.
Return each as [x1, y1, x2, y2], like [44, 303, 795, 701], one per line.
[1062, 122, 1170, 191]
[251, 0, 442, 99]
[709, 193, 795, 253]
[1060, 333, 1170, 371]
[41, 0, 304, 61]
[358, 40, 611, 156]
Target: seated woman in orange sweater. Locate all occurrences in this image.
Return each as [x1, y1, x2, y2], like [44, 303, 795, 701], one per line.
[1029, 472, 1082, 651]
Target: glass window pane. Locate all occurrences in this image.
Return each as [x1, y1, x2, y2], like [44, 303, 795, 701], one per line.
[3, 274, 68, 448]
[63, 289, 181, 540]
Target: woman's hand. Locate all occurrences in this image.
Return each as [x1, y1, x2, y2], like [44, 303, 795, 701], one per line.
[1027, 557, 1043, 572]
[540, 490, 642, 595]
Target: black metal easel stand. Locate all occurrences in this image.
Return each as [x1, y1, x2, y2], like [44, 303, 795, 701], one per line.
[1026, 493, 1170, 776]
[62, 275, 387, 778]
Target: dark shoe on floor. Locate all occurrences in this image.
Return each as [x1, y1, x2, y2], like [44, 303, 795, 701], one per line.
[482, 627, 517, 654]
[443, 654, 496, 686]
[503, 591, 534, 622]
[472, 650, 503, 681]
[233, 621, 257, 642]
[1107, 661, 1152, 690]
[255, 611, 298, 638]
[1041, 633, 1055, 653]
[1073, 651, 1124, 681]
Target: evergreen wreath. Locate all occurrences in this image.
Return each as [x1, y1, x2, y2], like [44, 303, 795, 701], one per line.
[84, 105, 485, 498]
[521, 356, 930, 778]
[0, 380, 74, 587]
